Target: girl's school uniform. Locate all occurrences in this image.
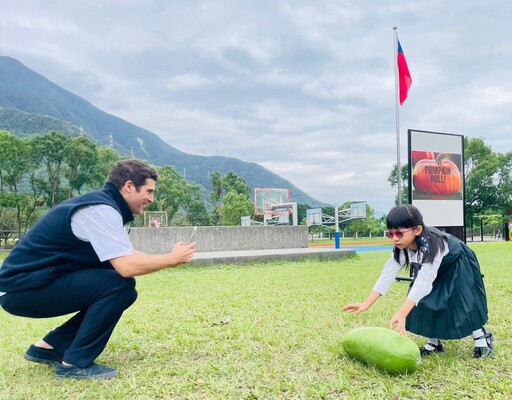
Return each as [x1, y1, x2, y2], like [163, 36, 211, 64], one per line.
[374, 227, 488, 339]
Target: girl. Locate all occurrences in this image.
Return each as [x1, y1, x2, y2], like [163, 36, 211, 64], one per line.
[342, 204, 493, 358]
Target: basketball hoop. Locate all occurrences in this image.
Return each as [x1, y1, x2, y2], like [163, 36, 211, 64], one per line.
[144, 211, 168, 227]
[254, 188, 291, 216]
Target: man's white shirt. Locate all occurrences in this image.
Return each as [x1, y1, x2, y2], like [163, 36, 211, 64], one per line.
[71, 205, 134, 262]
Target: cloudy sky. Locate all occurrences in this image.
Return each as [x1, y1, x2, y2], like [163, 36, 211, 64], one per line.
[1, 0, 511, 213]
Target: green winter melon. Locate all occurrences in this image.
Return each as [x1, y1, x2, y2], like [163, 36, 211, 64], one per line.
[342, 326, 421, 374]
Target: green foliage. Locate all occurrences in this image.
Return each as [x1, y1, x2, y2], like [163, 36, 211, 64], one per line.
[221, 171, 251, 198]
[0, 129, 215, 233]
[219, 190, 254, 225]
[153, 166, 212, 226]
[296, 203, 311, 225]
[388, 163, 408, 205]
[154, 165, 196, 223]
[0, 130, 28, 192]
[0, 107, 82, 138]
[210, 170, 223, 203]
[0, 131, 40, 236]
[210, 171, 255, 225]
[464, 137, 512, 218]
[337, 201, 384, 238]
[210, 170, 251, 202]
[93, 146, 124, 188]
[0, 192, 27, 208]
[30, 132, 71, 207]
[64, 136, 99, 196]
[185, 186, 211, 226]
[0, 206, 16, 247]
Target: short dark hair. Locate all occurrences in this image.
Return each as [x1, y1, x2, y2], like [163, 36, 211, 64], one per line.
[387, 204, 445, 265]
[107, 159, 158, 190]
[386, 204, 424, 230]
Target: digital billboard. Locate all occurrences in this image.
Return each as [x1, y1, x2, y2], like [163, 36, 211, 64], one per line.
[408, 129, 465, 227]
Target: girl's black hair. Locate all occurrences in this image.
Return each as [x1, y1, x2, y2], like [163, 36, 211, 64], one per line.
[386, 204, 445, 265]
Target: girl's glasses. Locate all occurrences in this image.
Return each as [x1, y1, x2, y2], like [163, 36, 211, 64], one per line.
[384, 228, 414, 239]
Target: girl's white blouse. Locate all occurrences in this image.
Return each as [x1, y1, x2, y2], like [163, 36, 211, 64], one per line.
[372, 240, 449, 305]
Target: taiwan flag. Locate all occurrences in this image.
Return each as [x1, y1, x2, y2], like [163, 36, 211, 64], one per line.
[397, 40, 412, 105]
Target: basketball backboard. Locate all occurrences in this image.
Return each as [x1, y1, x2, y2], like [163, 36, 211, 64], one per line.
[306, 208, 323, 227]
[349, 202, 367, 219]
[254, 188, 290, 216]
[143, 211, 168, 227]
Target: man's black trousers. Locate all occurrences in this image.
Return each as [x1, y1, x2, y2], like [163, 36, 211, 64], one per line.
[0, 268, 138, 368]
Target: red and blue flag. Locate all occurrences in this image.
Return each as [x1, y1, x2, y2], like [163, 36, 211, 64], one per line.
[397, 40, 412, 105]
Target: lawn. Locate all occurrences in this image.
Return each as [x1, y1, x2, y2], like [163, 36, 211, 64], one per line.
[0, 242, 511, 399]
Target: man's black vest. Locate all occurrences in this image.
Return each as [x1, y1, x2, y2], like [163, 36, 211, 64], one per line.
[0, 183, 133, 293]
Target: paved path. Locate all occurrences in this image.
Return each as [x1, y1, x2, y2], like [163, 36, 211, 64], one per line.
[191, 247, 355, 265]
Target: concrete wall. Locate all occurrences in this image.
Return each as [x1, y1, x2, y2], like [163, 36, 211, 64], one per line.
[129, 225, 309, 254]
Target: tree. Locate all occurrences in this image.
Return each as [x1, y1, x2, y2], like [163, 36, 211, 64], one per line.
[221, 171, 251, 198]
[0, 131, 32, 237]
[296, 203, 311, 225]
[185, 185, 211, 226]
[463, 137, 511, 231]
[210, 171, 253, 225]
[0, 191, 42, 239]
[0, 131, 28, 193]
[64, 136, 99, 197]
[0, 203, 16, 247]
[92, 146, 123, 188]
[210, 171, 223, 203]
[30, 132, 71, 207]
[388, 163, 408, 205]
[154, 165, 197, 223]
[337, 201, 381, 238]
[496, 152, 512, 214]
[219, 191, 254, 226]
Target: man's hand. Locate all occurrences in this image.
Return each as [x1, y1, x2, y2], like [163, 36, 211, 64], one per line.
[171, 241, 195, 265]
[110, 242, 196, 277]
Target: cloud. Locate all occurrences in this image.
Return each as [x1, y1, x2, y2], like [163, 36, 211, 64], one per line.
[165, 73, 214, 91]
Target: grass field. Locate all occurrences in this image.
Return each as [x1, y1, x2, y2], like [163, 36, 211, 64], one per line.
[0, 242, 511, 399]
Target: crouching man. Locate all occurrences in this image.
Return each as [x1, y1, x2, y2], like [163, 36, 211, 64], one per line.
[0, 160, 195, 379]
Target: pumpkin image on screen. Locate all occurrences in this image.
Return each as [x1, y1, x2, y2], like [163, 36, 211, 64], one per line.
[413, 153, 462, 195]
[411, 150, 435, 166]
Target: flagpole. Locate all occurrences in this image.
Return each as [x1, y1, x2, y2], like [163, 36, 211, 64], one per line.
[393, 27, 402, 205]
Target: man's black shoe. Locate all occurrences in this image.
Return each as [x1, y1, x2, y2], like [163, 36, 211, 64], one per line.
[55, 362, 118, 380]
[24, 345, 63, 366]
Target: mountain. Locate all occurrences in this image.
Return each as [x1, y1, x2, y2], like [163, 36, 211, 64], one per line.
[0, 55, 328, 207]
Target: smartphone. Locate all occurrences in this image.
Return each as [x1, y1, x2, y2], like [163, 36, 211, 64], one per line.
[188, 226, 198, 243]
